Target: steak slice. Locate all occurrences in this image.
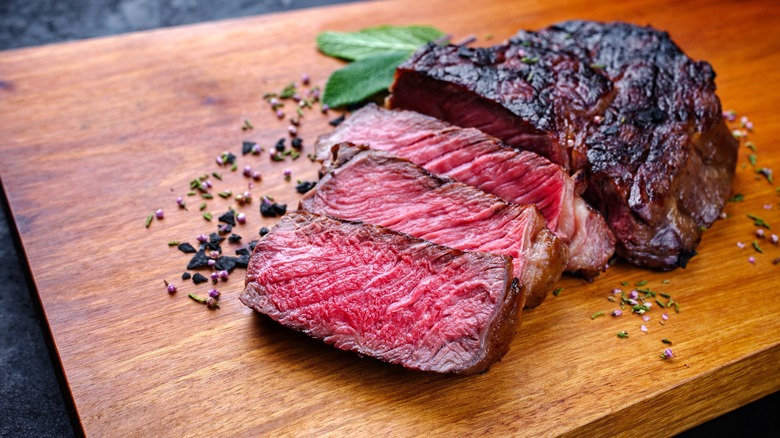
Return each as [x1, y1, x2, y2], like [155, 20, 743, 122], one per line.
[300, 143, 566, 308]
[388, 20, 739, 270]
[316, 104, 615, 277]
[240, 211, 523, 375]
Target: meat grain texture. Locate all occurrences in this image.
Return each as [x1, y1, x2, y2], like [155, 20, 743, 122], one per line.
[301, 143, 566, 307]
[316, 104, 615, 277]
[240, 211, 524, 375]
[389, 20, 738, 269]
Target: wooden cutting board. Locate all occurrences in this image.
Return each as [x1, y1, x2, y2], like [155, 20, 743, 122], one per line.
[1, 0, 779, 435]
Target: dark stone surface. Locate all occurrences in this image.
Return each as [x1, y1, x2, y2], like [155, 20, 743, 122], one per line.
[0, 1, 776, 436]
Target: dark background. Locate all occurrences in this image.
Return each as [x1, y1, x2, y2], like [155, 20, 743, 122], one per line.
[0, 1, 776, 436]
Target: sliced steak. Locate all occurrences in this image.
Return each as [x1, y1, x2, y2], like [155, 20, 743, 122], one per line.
[388, 20, 738, 270]
[240, 211, 523, 375]
[316, 104, 615, 277]
[300, 143, 566, 308]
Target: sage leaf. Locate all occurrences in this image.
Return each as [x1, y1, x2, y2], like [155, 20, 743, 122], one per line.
[322, 50, 410, 108]
[317, 25, 445, 61]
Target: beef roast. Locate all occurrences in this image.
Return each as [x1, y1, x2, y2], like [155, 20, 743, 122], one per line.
[388, 20, 739, 270]
[300, 143, 566, 308]
[240, 211, 523, 375]
[316, 104, 615, 277]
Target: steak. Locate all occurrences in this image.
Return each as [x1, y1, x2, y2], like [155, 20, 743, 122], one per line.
[316, 104, 615, 277]
[240, 211, 524, 375]
[300, 143, 566, 307]
[388, 20, 739, 270]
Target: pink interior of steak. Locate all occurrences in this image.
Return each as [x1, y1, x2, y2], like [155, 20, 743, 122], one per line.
[316, 105, 613, 276]
[241, 211, 523, 374]
[389, 73, 570, 168]
[301, 144, 565, 307]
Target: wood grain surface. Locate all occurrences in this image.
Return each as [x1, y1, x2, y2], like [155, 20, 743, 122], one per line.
[1, 0, 779, 436]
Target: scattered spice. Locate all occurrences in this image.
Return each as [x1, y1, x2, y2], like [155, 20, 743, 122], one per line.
[757, 167, 774, 184]
[295, 180, 317, 194]
[242, 141, 257, 155]
[192, 273, 208, 284]
[260, 199, 287, 217]
[219, 211, 237, 226]
[329, 114, 346, 126]
[660, 348, 674, 360]
[181, 272, 191, 280]
[747, 214, 771, 229]
[177, 242, 197, 253]
[590, 311, 605, 320]
[611, 310, 622, 317]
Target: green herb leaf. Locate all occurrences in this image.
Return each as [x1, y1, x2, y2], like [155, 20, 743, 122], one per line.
[203, 212, 213, 221]
[145, 213, 153, 228]
[752, 240, 764, 253]
[323, 50, 411, 107]
[745, 141, 757, 151]
[279, 82, 297, 99]
[747, 214, 771, 229]
[728, 193, 744, 202]
[167, 241, 181, 246]
[635, 280, 648, 286]
[748, 153, 757, 166]
[590, 311, 605, 320]
[552, 287, 563, 297]
[617, 331, 629, 338]
[316, 25, 445, 61]
[188, 293, 207, 304]
[662, 338, 673, 345]
[661, 279, 671, 284]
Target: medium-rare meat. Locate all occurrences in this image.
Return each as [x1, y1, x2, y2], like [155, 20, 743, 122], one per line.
[316, 104, 615, 277]
[300, 143, 566, 308]
[240, 211, 523, 375]
[388, 20, 739, 270]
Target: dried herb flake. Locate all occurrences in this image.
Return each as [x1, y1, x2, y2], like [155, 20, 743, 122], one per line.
[590, 311, 605, 320]
[748, 214, 771, 229]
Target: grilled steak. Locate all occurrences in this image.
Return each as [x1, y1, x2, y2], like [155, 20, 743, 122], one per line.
[240, 211, 523, 375]
[301, 143, 566, 307]
[316, 104, 615, 277]
[388, 20, 738, 269]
